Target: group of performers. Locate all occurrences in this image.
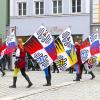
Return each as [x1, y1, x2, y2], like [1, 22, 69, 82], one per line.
[0, 38, 96, 88]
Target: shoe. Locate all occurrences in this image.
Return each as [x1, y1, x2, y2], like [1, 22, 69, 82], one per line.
[43, 76, 51, 86]
[90, 76, 95, 80]
[9, 77, 17, 88]
[9, 85, 16, 88]
[2, 72, 5, 77]
[26, 83, 33, 88]
[25, 75, 33, 88]
[74, 79, 80, 81]
[89, 71, 95, 80]
[73, 74, 80, 81]
[43, 83, 51, 86]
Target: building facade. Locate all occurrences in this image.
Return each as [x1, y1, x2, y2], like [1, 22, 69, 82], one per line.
[0, 0, 10, 43]
[10, 0, 90, 41]
[90, 0, 100, 37]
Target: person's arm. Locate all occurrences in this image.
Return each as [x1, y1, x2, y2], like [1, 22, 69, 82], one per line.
[16, 48, 20, 58]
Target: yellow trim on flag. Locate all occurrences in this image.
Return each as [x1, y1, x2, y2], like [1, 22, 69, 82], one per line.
[55, 41, 65, 54]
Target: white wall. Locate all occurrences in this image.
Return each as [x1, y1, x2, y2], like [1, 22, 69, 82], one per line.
[44, 0, 52, 15]
[10, 0, 13, 16]
[10, 0, 90, 40]
[10, 0, 90, 16]
[63, 0, 70, 14]
[86, 0, 90, 13]
[10, 14, 90, 37]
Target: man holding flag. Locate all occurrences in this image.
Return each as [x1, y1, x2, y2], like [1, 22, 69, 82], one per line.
[43, 65, 51, 86]
[24, 25, 57, 86]
[9, 38, 33, 88]
[74, 42, 82, 81]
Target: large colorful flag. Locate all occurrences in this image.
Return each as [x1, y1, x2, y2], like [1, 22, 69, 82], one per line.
[80, 38, 91, 63]
[24, 26, 57, 70]
[89, 32, 100, 66]
[80, 32, 100, 63]
[0, 43, 6, 59]
[55, 28, 77, 71]
[0, 31, 17, 56]
[4, 31, 17, 54]
[89, 32, 100, 56]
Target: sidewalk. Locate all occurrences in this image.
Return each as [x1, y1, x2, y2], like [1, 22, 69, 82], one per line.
[0, 67, 100, 100]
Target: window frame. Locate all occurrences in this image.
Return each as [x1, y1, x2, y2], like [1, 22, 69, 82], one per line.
[72, 0, 81, 13]
[18, 2, 27, 16]
[35, 1, 44, 15]
[53, 0, 62, 14]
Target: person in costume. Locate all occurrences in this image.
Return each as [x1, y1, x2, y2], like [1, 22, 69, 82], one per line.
[74, 42, 82, 81]
[9, 38, 33, 88]
[74, 42, 95, 81]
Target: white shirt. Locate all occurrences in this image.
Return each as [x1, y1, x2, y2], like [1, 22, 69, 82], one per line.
[15, 48, 20, 57]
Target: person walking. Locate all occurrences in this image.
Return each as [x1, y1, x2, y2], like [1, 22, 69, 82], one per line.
[74, 42, 82, 81]
[43, 66, 51, 86]
[9, 38, 33, 88]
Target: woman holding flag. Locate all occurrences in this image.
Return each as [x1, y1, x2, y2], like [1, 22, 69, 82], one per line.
[9, 38, 33, 88]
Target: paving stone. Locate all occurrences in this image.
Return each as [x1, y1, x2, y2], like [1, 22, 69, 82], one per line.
[0, 68, 100, 100]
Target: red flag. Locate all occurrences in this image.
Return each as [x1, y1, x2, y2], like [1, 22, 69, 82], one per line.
[0, 43, 7, 53]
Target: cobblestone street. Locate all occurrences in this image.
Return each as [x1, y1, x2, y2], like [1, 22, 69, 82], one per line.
[0, 67, 100, 100]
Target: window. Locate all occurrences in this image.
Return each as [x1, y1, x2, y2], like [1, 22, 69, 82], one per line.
[53, 0, 62, 14]
[72, 0, 76, 13]
[72, 0, 81, 13]
[77, 0, 81, 12]
[35, 2, 44, 15]
[18, 2, 26, 16]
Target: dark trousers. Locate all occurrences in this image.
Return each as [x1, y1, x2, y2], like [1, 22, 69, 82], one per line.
[80, 64, 84, 79]
[44, 66, 51, 78]
[44, 66, 51, 84]
[53, 65, 59, 73]
[69, 67, 74, 73]
[0, 62, 5, 75]
[20, 68, 28, 77]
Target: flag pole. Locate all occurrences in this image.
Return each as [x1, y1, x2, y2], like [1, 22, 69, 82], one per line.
[11, 26, 17, 70]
